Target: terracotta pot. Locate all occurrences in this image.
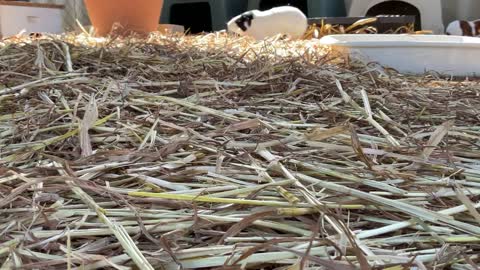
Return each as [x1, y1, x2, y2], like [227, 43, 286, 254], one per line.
[84, 0, 164, 36]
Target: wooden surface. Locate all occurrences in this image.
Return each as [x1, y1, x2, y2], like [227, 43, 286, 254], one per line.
[0, 1, 64, 9]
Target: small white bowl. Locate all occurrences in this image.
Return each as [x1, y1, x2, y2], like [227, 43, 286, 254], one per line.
[320, 34, 480, 77]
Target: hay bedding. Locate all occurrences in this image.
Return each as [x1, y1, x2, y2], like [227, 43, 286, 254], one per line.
[0, 30, 480, 270]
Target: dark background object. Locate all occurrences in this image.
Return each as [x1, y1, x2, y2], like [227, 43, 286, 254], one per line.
[308, 15, 416, 33]
[365, 1, 421, 31]
[161, 1, 247, 33]
[169, 2, 213, 33]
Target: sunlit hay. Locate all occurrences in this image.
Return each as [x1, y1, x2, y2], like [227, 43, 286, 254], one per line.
[0, 31, 479, 270]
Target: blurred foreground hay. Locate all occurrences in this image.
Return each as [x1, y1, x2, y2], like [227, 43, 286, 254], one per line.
[0, 31, 480, 270]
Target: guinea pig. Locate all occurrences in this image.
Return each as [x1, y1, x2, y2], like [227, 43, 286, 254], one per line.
[227, 6, 308, 41]
[445, 19, 480, 36]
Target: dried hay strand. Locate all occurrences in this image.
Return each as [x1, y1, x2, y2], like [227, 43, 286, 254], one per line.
[1, 30, 480, 270]
[304, 17, 433, 39]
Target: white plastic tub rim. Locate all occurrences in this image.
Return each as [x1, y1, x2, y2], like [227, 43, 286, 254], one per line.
[319, 34, 480, 77]
[320, 34, 480, 48]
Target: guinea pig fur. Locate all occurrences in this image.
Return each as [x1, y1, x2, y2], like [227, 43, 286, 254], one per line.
[446, 19, 480, 36]
[227, 6, 308, 41]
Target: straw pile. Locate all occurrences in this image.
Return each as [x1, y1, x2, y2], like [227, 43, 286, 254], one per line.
[1, 31, 480, 270]
[304, 18, 433, 39]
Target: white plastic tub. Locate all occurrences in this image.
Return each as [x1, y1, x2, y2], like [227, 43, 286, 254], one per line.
[319, 34, 480, 76]
[0, 2, 64, 38]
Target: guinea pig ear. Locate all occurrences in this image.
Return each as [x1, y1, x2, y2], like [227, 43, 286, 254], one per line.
[460, 21, 473, 36]
[235, 13, 254, 31]
[243, 13, 253, 27]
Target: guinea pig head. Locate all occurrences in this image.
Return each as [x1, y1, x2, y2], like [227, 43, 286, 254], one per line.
[446, 20, 473, 36]
[227, 12, 254, 35]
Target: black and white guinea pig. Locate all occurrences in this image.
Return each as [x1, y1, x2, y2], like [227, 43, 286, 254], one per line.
[227, 6, 308, 41]
[446, 19, 480, 36]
